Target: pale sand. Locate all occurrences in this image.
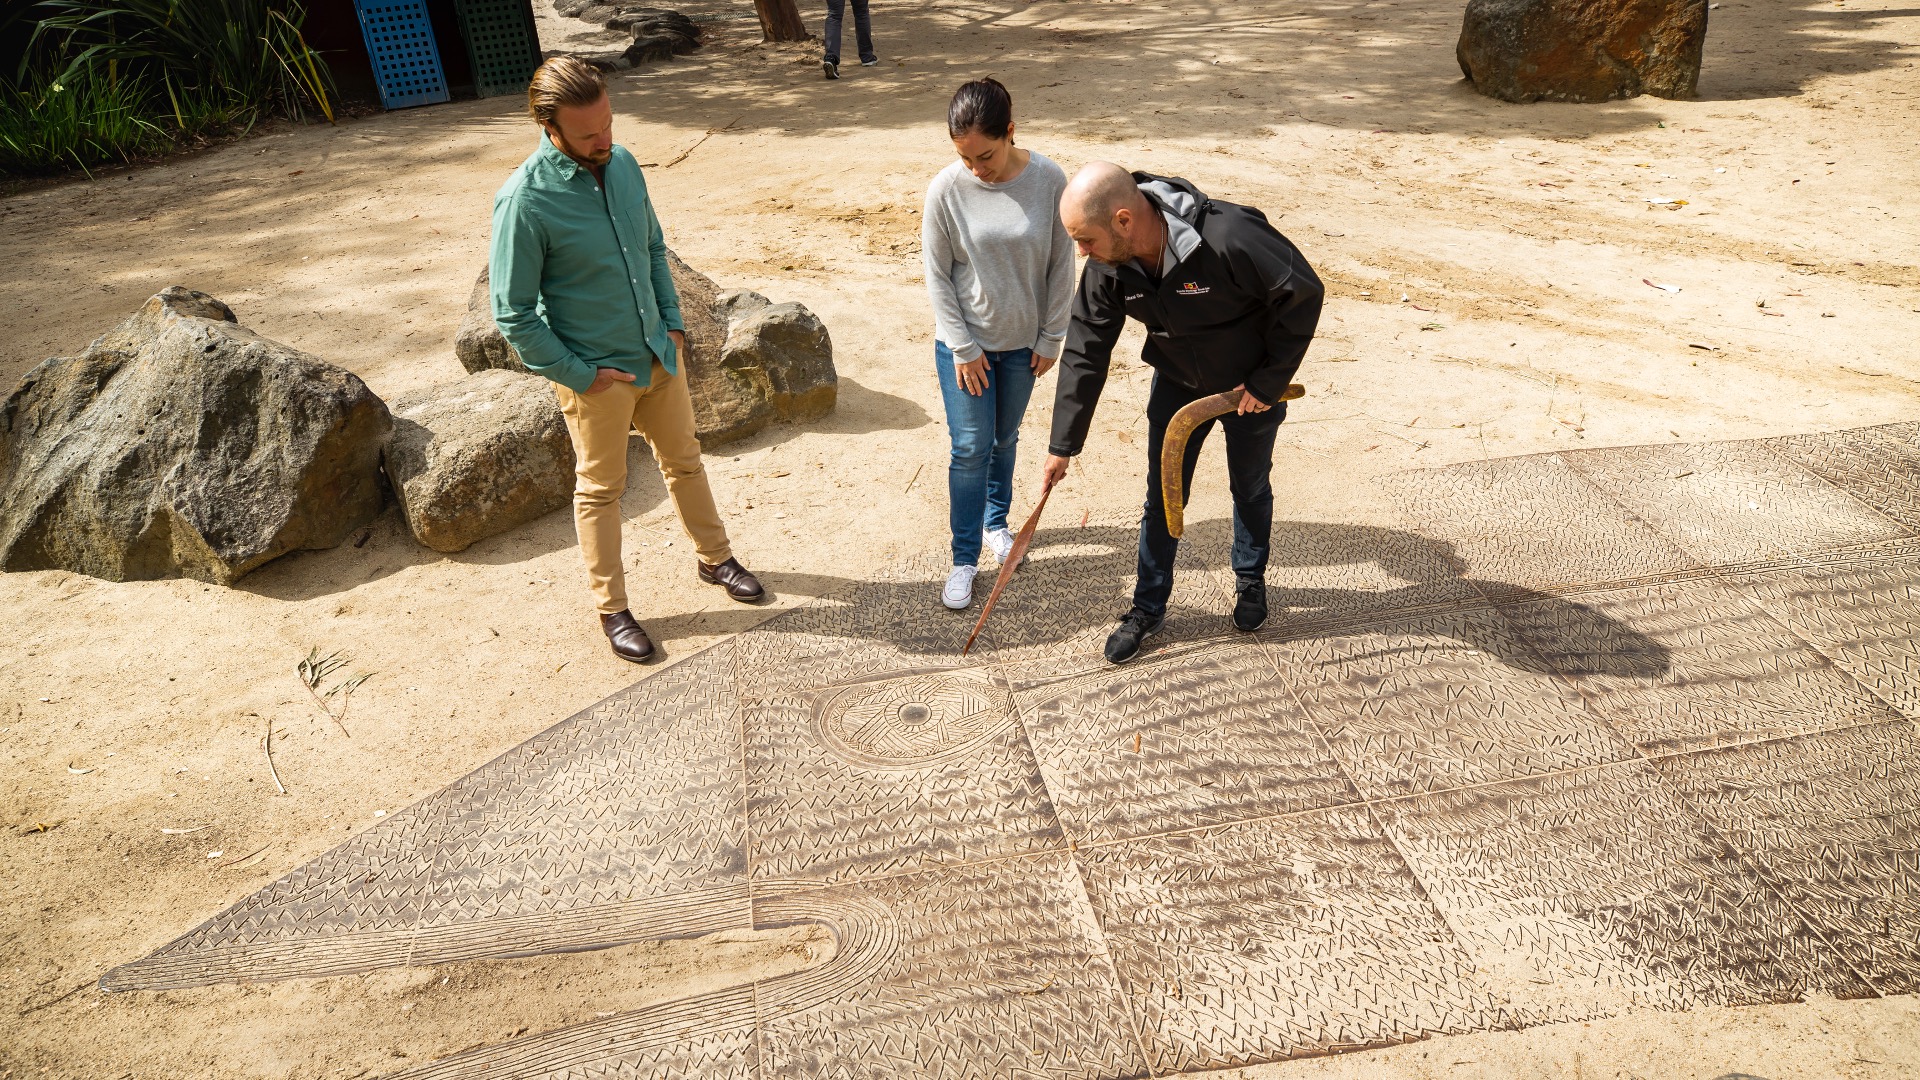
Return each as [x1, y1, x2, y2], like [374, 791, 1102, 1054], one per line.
[2, 0, 1917, 1075]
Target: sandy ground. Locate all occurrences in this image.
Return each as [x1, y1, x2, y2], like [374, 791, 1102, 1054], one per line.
[3, 0, 1919, 1075]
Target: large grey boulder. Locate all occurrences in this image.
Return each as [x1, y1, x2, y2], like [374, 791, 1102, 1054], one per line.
[383, 369, 575, 553]
[455, 253, 836, 446]
[701, 295, 838, 438]
[1458, 0, 1708, 103]
[0, 287, 391, 584]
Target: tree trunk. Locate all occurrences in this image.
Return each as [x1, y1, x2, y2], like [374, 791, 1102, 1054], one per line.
[753, 0, 808, 42]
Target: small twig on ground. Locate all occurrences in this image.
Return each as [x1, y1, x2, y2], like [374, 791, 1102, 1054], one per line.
[904, 463, 925, 493]
[219, 845, 271, 870]
[263, 716, 287, 796]
[662, 115, 744, 169]
[17, 980, 90, 1017]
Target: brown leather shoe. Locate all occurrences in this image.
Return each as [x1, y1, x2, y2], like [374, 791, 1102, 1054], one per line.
[698, 556, 765, 602]
[599, 610, 657, 663]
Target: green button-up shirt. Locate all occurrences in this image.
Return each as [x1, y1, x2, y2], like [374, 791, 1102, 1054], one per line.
[489, 134, 683, 394]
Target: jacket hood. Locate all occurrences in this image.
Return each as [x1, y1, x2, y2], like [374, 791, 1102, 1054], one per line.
[1134, 172, 1208, 267]
[1134, 172, 1207, 222]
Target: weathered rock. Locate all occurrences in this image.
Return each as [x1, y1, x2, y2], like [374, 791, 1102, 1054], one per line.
[661, 248, 735, 363]
[453, 271, 520, 376]
[0, 287, 391, 584]
[383, 369, 575, 553]
[715, 302, 837, 431]
[455, 256, 836, 446]
[1457, 0, 1707, 103]
[716, 288, 772, 328]
[608, 7, 701, 63]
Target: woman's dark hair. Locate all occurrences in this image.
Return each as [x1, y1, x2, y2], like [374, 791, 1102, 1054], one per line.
[948, 78, 1013, 140]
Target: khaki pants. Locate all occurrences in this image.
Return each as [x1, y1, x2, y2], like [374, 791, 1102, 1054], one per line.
[555, 361, 731, 615]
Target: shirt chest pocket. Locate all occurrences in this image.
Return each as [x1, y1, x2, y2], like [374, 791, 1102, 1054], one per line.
[616, 203, 655, 251]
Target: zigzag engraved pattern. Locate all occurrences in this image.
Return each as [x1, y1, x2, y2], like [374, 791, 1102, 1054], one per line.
[1494, 576, 1903, 754]
[1077, 807, 1507, 1072]
[1763, 425, 1920, 533]
[1376, 761, 1874, 1027]
[1650, 719, 1920, 994]
[1013, 644, 1363, 845]
[1272, 607, 1637, 799]
[101, 422, 1918, 1079]
[1560, 439, 1910, 565]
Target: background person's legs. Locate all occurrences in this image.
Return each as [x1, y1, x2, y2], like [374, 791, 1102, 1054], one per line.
[850, 0, 876, 63]
[935, 341, 994, 567]
[555, 381, 643, 615]
[822, 0, 847, 64]
[629, 361, 733, 567]
[1135, 375, 1211, 619]
[981, 348, 1036, 536]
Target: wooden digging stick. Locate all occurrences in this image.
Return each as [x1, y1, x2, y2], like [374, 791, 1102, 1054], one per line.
[1162, 383, 1306, 539]
[961, 484, 1055, 655]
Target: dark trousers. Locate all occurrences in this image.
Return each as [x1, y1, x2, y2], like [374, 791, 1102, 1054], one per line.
[823, 0, 875, 64]
[1136, 374, 1285, 619]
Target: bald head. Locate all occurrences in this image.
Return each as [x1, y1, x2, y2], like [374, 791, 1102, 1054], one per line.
[1060, 161, 1161, 267]
[1062, 161, 1146, 227]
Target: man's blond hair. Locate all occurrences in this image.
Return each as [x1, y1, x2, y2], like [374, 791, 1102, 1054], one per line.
[527, 56, 607, 127]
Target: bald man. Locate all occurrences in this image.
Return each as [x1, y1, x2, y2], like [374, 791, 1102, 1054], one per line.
[1041, 163, 1323, 663]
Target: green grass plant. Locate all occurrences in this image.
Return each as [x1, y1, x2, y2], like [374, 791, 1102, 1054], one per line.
[0, 61, 173, 176]
[4, 0, 337, 178]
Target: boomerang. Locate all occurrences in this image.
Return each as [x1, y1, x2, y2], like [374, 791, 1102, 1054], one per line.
[1162, 383, 1306, 539]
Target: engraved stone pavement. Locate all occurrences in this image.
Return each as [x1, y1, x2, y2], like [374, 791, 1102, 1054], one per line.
[103, 423, 1920, 1078]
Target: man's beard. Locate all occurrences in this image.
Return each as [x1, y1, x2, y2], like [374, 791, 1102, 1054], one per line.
[1093, 233, 1135, 266]
[558, 136, 611, 167]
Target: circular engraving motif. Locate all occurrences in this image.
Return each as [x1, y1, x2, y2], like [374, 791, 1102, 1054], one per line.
[814, 669, 1015, 769]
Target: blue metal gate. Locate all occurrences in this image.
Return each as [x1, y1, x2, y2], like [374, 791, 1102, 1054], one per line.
[353, 0, 451, 110]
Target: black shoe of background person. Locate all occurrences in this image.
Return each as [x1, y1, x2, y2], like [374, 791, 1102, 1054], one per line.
[1104, 609, 1165, 665]
[600, 610, 658, 664]
[822, 59, 840, 79]
[1233, 581, 1268, 632]
[699, 556, 766, 602]
[860, 55, 879, 66]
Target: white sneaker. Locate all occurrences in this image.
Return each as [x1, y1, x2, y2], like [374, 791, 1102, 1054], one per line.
[942, 564, 978, 610]
[985, 527, 1020, 564]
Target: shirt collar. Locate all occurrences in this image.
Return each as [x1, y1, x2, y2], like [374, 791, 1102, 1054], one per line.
[538, 131, 585, 180]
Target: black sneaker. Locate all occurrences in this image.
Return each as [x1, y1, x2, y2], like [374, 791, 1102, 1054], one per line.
[1104, 610, 1165, 665]
[822, 60, 840, 80]
[860, 56, 879, 66]
[1233, 581, 1268, 633]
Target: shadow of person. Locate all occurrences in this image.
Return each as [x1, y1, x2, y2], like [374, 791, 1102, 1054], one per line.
[697, 518, 1672, 681]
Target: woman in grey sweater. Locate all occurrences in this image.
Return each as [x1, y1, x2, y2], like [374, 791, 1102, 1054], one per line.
[922, 78, 1075, 610]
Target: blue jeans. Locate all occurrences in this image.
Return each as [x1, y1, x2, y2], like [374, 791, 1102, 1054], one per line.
[1136, 373, 1286, 618]
[823, 0, 875, 65]
[936, 341, 1037, 566]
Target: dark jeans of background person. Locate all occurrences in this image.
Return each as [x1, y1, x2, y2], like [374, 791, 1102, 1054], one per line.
[936, 341, 1037, 567]
[823, 0, 876, 65]
[1136, 372, 1286, 619]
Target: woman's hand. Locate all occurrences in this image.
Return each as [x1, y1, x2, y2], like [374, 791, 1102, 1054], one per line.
[957, 356, 990, 396]
[1031, 352, 1057, 377]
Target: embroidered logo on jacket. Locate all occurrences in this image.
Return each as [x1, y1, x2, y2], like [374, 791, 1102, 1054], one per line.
[1175, 282, 1211, 296]
[1125, 293, 1146, 301]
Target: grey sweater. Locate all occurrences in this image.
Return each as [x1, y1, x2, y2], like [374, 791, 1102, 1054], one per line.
[921, 152, 1075, 362]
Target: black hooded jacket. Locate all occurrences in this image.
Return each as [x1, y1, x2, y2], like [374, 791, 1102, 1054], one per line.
[1047, 173, 1323, 457]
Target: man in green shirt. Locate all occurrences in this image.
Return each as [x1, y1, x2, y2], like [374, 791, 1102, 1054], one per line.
[490, 56, 763, 664]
